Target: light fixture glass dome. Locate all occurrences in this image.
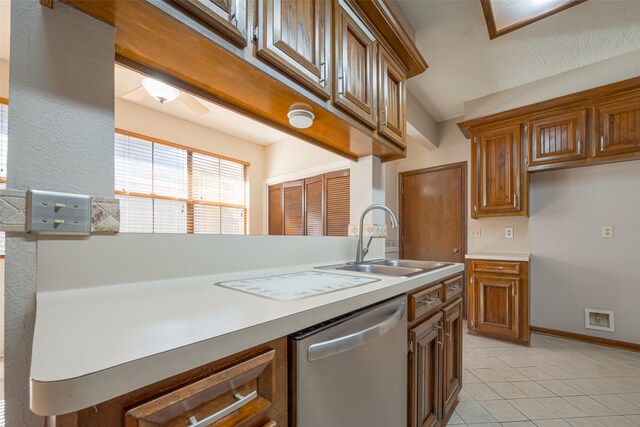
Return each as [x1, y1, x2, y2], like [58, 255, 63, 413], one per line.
[287, 109, 315, 129]
[142, 77, 180, 103]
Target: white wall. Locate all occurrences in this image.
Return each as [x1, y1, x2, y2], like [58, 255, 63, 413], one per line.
[530, 161, 640, 343]
[115, 99, 266, 234]
[263, 137, 347, 180]
[7, 2, 115, 425]
[386, 118, 530, 255]
[1, 57, 8, 358]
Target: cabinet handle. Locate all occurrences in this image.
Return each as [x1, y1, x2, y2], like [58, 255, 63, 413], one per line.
[380, 106, 388, 130]
[338, 75, 344, 96]
[262, 422, 277, 427]
[453, 247, 460, 253]
[512, 286, 517, 298]
[486, 265, 504, 270]
[474, 205, 478, 214]
[447, 284, 460, 291]
[187, 391, 258, 427]
[418, 295, 436, 305]
[514, 194, 519, 209]
[435, 323, 443, 347]
[445, 316, 451, 337]
[319, 62, 326, 87]
[600, 135, 605, 152]
[229, 0, 238, 26]
[577, 139, 582, 154]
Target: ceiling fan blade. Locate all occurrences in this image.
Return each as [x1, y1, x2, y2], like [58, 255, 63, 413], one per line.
[122, 85, 148, 101]
[177, 92, 210, 115]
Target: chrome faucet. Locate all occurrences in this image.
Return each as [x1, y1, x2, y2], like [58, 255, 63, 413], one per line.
[355, 204, 399, 263]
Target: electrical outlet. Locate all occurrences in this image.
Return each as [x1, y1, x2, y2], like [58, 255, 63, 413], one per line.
[470, 228, 481, 238]
[602, 226, 614, 238]
[505, 227, 514, 239]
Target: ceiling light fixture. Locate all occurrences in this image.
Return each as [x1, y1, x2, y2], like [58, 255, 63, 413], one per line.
[141, 77, 180, 103]
[287, 109, 315, 129]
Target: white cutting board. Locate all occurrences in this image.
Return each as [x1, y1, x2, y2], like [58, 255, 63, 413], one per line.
[215, 271, 379, 301]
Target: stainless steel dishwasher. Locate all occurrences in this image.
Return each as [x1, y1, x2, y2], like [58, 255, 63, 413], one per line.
[290, 295, 407, 427]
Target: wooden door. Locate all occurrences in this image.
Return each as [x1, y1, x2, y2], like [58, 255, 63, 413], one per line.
[325, 170, 350, 236]
[256, 0, 330, 98]
[378, 47, 406, 146]
[282, 180, 304, 235]
[173, 0, 247, 47]
[472, 123, 523, 218]
[400, 163, 466, 263]
[441, 298, 463, 418]
[472, 274, 520, 339]
[334, 0, 376, 128]
[595, 96, 640, 157]
[268, 184, 282, 235]
[408, 312, 442, 427]
[529, 110, 587, 166]
[304, 175, 324, 236]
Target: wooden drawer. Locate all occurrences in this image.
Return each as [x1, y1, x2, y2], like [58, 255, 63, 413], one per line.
[443, 275, 463, 301]
[409, 283, 443, 322]
[470, 260, 521, 275]
[125, 350, 277, 427]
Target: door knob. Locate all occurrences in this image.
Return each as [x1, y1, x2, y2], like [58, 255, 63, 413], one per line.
[453, 248, 460, 253]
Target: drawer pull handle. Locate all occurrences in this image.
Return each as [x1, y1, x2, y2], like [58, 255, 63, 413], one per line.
[418, 296, 436, 305]
[447, 284, 460, 290]
[187, 390, 258, 427]
[485, 266, 504, 270]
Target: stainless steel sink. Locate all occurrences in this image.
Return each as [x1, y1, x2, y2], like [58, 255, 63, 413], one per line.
[317, 259, 453, 278]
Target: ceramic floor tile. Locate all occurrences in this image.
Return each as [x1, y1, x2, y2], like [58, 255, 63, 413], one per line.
[490, 382, 530, 399]
[536, 380, 583, 397]
[564, 417, 606, 427]
[465, 348, 493, 358]
[456, 400, 499, 424]
[589, 377, 639, 394]
[533, 420, 572, 427]
[448, 412, 466, 425]
[465, 357, 489, 368]
[536, 397, 588, 418]
[501, 422, 537, 427]
[480, 400, 529, 422]
[470, 368, 507, 383]
[508, 399, 559, 420]
[620, 394, 640, 407]
[563, 396, 617, 416]
[513, 381, 557, 398]
[540, 366, 579, 380]
[594, 416, 638, 427]
[467, 424, 501, 427]
[517, 367, 555, 381]
[591, 394, 640, 415]
[625, 414, 640, 424]
[499, 368, 533, 382]
[465, 382, 503, 400]
[464, 369, 483, 384]
[479, 357, 511, 369]
[562, 379, 609, 395]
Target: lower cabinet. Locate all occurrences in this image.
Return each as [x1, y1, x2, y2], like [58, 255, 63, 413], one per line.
[408, 275, 464, 427]
[54, 338, 287, 427]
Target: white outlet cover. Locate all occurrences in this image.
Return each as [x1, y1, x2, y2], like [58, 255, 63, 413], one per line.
[470, 228, 481, 238]
[602, 226, 614, 238]
[505, 227, 514, 239]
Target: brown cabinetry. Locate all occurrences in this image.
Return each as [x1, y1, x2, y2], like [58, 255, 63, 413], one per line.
[378, 47, 407, 146]
[55, 338, 288, 426]
[471, 123, 526, 218]
[334, 0, 377, 128]
[467, 259, 530, 345]
[594, 95, 640, 157]
[256, 0, 331, 98]
[529, 109, 587, 165]
[408, 275, 464, 426]
[268, 170, 350, 236]
[173, 0, 248, 47]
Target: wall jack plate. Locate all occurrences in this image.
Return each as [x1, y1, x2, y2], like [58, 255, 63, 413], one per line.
[27, 190, 91, 235]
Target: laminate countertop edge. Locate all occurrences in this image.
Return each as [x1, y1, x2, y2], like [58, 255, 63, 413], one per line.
[465, 252, 531, 262]
[30, 261, 464, 416]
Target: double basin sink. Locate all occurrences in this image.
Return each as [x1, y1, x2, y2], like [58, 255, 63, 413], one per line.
[318, 259, 452, 278]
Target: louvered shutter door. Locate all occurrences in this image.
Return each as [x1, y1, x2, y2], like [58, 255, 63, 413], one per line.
[283, 180, 304, 235]
[268, 184, 283, 235]
[304, 175, 324, 236]
[325, 170, 350, 236]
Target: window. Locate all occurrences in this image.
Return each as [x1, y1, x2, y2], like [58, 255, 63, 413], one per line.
[0, 99, 8, 256]
[114, 130, 249, 235]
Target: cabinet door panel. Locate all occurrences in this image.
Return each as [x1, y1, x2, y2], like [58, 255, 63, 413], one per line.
[442, 298, 463, 418]
[472, 124, 522, 217]
[324, 170, 350, 236]
[529, 110, 586, 165]
[304, 175, 324, 236]
[409, 312, 442, 427]
[282, 180, 304, 235]
[257, 0, 330, 98]
[334, 0, 376, 127]
[268, 184, 283, 235]
[595, 96, 640, 157]
[173, 0, 247, 46]
[474, 275, 519, 339]
[379, 48, 406, 146]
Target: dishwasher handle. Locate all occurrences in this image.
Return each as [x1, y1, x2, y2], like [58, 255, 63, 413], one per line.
[307, 302, 405, 362]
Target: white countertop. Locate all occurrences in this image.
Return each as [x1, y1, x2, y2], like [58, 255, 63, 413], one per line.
[465, 252, 530, 262]
[31, 260, 464, 416]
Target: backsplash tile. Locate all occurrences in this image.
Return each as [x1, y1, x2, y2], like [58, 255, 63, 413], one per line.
[348, 224, 388, 238]
[91, 198, 120, 234]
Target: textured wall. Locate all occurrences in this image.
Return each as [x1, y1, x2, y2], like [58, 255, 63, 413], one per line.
[7, 2, 114, 425]
[530, 161, 640, 343]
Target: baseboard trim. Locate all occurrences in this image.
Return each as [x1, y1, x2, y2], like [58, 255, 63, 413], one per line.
[531, 326, 640, 352]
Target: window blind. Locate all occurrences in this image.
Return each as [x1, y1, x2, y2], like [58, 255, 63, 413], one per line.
[0, 100, 8, 256]
[115, 131, 248, 235]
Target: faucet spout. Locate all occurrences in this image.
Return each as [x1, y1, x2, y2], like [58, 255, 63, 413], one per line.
[355, 204, 399, 263]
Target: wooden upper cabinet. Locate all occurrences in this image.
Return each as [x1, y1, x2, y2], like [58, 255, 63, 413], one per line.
[324, 170, 350, 236]
[256, 0, 331, 98]
[528, 110, 587, 166]
[378, 47, 407, 146]
[304, 175, 324, 236]
[334, 0, 377, 128]
[282, 180, 304, 235]
[471, 123, 525, 218]
[268, 184, 283, 235]
[594, 95, 640, 157]
[173, 0, 248, 47]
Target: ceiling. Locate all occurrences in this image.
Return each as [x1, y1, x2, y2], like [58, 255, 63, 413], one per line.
[396, 0, 640, 121]
[115, 65, 293, 146]
[0, 0, 9, 60]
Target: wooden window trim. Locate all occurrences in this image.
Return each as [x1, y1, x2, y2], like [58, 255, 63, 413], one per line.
[0, 98, 7, 105]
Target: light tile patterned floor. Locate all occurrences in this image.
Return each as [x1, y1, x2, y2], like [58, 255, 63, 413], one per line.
[448, 332, 640, 426]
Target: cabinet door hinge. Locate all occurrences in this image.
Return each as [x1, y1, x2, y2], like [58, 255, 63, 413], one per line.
[408, 340, 414, 353]
[251, 25, 258, 43]
[473, 137, 478, 144]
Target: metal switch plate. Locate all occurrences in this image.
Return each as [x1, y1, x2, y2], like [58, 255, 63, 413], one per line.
[27, 190, 91, 235]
